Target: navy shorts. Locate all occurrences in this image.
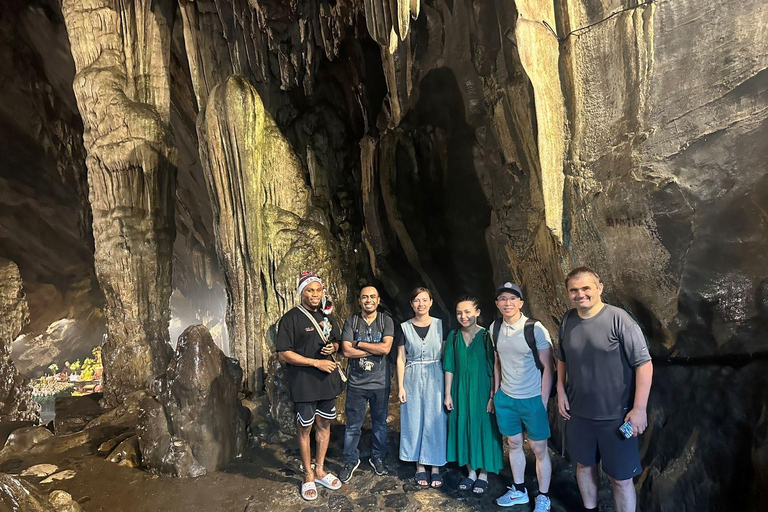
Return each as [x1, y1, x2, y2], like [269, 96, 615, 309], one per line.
[295, 397, 337, 427]
[566, 415, 642, 480]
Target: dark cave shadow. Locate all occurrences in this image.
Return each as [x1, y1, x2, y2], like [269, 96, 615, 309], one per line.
[386, 67, 495, 322]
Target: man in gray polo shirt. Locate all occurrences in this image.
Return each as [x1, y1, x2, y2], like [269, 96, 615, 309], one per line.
[557, 267, 653, 512]
[339, 285, 394, 482]
[492, 283, 554, 512]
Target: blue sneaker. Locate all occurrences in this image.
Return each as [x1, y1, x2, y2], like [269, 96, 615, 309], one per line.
[496, 486, 529, 507]
[533, 494, 551, 512]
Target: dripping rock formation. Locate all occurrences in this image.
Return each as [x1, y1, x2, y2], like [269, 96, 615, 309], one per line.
[0, 0, 765, 510]
[0, 259, 39, 422]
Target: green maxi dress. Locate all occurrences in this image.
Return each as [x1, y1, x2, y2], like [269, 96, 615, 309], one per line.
[443, 327, 503, 473]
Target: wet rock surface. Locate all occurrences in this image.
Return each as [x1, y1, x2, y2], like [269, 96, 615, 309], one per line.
[0, 421, 608, 512]
[138, 325, 246, 476]
[0, 258, 39, 423]
[0, 472, 83, 512]
[54, 394, 103, 436]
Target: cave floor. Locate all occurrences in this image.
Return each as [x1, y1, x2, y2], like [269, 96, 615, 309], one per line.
[1, 428, 617, 512]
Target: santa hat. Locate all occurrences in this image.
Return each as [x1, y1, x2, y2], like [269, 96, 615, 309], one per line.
[297, 271, 334, 315]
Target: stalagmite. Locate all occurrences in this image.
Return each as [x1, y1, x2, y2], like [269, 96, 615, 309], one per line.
[60, 0, 177, 405]
[197, 75, 348, 428]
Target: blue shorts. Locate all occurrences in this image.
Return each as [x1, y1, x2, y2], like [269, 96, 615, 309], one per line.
[494, 391, 551, 441]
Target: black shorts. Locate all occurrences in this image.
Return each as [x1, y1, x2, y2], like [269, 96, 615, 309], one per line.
[295, 397, 337, 427]
[566, 415, 642, 480]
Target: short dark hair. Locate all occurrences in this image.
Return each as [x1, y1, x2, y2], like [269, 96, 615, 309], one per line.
[565, 266, 601, 288]
[359, 285, 379, 297]
[410, 287, 432, 302]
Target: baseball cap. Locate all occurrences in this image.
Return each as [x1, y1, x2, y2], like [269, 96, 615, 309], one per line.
[495, 282, 523, 300]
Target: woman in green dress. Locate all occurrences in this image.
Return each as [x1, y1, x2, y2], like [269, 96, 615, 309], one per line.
[443, 296, 504, 494]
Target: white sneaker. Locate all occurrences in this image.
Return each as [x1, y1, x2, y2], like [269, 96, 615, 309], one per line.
[496, 486, 529, 507]
[533, 494, 551, 512]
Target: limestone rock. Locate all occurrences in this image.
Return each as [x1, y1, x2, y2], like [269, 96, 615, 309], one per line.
[20, 464, 59, 478]
[3, 427, 53, 453]
[138, 326, 245, 476]
[98, 432, 135, 455]
[105, 435, 140, 468]
[136, 396, 174, 474]
[53, 394, 103, 435]
[60, 0, 177, 406]
[0, 472, 51, 512]
[0, 259, 39, 422]
[47, 490, 83, 512]
[160, 325, 245, 472]
[197, 75, 350, 431]
[137, 395, 206, 478]
[40, 470, 75, 484]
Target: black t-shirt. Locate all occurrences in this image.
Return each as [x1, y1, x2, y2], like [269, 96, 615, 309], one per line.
[276, 306, 343, 403]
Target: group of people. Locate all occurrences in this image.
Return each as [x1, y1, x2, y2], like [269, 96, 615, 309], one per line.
[276, 267, 653, 512]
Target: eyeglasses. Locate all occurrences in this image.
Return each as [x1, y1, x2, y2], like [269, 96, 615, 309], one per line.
[496, 296, 521, 303]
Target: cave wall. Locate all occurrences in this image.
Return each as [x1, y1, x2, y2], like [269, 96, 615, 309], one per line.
[0, 0, 106, 377]
[0, 0, 766, 508]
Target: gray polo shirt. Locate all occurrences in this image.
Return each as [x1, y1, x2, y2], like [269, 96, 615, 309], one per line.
[557, 304, 652, 420]
[494, 314, 553, 399]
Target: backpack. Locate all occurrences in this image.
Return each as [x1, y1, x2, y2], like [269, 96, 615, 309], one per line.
[351, 311, 395, 367]
[491, 317, 558, 398]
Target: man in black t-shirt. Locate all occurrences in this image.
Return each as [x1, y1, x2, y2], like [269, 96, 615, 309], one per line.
[338, 285, 395, 482]
[277, 271, 344, 501]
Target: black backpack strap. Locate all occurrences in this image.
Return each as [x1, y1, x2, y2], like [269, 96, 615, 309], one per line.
[352, 314, 359, 336]
[491, 320, 501, 351]
[524, 318, 544, 373]
[558, 309, 575, 345]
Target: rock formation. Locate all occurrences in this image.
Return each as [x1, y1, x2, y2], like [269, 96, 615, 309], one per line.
[138, 325, 245, 476]
[60, 0, 177, 405]
[0, 473, 82, 512]
[0, 259, 39, 422]
[0, 0, 766, 508]
[197, 75, 351, 429]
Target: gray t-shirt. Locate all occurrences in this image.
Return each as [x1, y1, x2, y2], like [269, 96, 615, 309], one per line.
[557, 304, 652, 420]
[342, 312, 395, 390]
[494, 315, 553, 399]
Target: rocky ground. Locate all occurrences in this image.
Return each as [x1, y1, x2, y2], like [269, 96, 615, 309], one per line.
[0, 425, 617, 512]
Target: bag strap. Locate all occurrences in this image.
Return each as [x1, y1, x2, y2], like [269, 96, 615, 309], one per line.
[523, 318, 544, 373]
[491, 320, 501, 350]
[298, 306, 346, 382]
[298, 306, 328, 343]
[352, 314, 359, 336]
[559, 309, 575, 344]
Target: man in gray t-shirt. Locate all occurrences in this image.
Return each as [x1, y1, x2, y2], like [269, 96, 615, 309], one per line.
[556, 267, 653, 512]
[339, 285, 394, 482]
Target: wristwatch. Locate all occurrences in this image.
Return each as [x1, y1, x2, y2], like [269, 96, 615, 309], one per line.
[354, 340, 361, 349]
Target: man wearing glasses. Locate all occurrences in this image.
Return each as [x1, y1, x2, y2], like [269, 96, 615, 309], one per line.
[492, 283, 555, 512]
[339, 285, 395, 482]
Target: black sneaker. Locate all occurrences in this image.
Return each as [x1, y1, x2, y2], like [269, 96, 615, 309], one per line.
[339, 459, 360, 483]
[369, 457, 388, 475]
